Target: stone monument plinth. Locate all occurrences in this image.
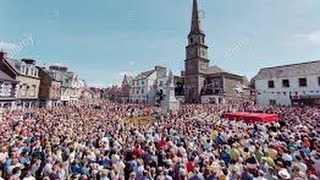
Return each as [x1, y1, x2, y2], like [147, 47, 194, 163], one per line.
[161, 71, 180, 114]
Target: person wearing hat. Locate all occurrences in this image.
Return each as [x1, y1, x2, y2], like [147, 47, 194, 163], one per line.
[277, 168, 291, 179]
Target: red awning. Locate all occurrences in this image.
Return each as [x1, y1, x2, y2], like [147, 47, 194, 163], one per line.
[224, 112, 278, 123]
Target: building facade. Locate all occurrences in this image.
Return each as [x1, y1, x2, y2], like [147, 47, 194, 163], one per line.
[37, 67, 61, 107]
[48, 64, 85, 106]
[11, 59, 40, 108]
[254, 60, 320, 106]
[0, 52, 18, 109]
[81, 87, 102, 100]
[130, 66, 167, 104]
[0, 70, 18, 109]
[200, 69, 250, 104]
[183, 0, 249, 104]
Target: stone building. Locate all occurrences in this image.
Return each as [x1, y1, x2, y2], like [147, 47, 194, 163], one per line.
[37, 67, 61, 107]
[183, 0, 249, 104]
[10, 58, 40, 108]
[200, 67, 249, 104]
[0, 52, 18, 109]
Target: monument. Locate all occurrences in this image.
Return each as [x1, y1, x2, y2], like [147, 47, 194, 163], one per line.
[161, 71, 180, 114]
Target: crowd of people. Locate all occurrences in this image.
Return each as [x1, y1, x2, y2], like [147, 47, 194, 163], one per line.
[0, 101, 319, 180]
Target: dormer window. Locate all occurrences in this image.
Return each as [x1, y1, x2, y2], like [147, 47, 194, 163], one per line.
[21, 65, 26, 75]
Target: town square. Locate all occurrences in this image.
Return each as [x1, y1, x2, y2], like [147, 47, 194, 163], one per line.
[0, 0, 320, 179]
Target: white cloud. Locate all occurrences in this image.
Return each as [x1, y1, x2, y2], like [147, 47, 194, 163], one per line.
[294, 29, 320, 45]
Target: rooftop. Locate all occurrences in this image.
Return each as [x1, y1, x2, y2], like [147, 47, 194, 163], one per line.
[0, 70, 16, 81]
[254, 60, 320, 80]
[135, 70, 156, 79]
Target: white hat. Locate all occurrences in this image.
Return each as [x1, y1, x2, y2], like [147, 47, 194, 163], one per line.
[281, 153, 292, 162]
[278, 169, 291, 179]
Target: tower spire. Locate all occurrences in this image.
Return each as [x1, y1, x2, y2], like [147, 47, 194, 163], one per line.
[190, 0, 203, 34]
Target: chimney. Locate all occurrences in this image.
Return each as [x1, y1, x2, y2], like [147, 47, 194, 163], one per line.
[0, 51, 6, 59]
[21, 58, 36, 65]
[155, 65, 167, 78]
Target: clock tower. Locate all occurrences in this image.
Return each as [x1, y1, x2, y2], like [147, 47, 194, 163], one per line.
[185, 0, 209, 103]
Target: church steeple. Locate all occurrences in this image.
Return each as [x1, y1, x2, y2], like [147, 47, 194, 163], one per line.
[190, 0, 203, 35]
[185, 0, 209, 103]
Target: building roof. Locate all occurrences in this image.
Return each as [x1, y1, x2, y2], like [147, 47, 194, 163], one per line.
[254, 60, 320, 80]
[135, 70, 156, 79]
[208, 65, 225, 74]
[5, 59, 20, 73]
[37, 67, 61, 82]
[190, 0, 203, 35]
[0, 70, 17, 81]
[207, 65, 244, 79]
[0, 55, 19, 76]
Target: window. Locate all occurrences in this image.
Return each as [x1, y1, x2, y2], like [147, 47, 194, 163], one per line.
[269, 99, 277, 105]
[268, 80, 275, 88]
[298, 78, 307, 87]
[141, 81, 145, 85]
[1, 83, 11, 97]
[21, 84, 27, 97]
[21, 66, 26, 74]
[29, 85, 36, 97]
[190, 37, 193, 44]
[282, 79, 290, 88]
[141, 88, 144, 94]
[33, 69, 38, 77]
[318, 77, 320, 86]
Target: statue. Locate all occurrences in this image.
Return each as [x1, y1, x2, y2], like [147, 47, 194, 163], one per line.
[160, 70, 180, 115]
[167, 70, 174, 86]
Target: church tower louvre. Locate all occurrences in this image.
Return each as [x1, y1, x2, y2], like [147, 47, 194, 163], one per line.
[184, 0, 210, 103]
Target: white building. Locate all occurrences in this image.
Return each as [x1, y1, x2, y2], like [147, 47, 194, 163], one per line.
[130, 66, 167, 104]
[254, 60, 320, 106]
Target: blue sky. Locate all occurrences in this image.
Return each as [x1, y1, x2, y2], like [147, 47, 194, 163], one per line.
[1, 0, 320, 87]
